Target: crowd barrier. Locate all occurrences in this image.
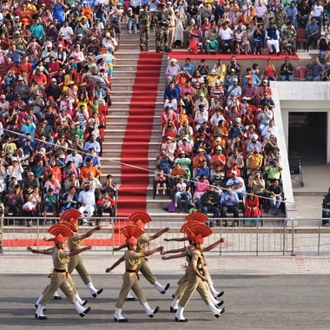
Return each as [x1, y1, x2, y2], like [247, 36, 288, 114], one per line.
[0, 217, 329, 256]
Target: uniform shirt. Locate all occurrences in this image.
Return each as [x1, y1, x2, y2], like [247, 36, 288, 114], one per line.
[125, 250, 142, 271]
[53, 246, 70, 270]
[68, 234, 82, 250]
[136, 236, 149, 253]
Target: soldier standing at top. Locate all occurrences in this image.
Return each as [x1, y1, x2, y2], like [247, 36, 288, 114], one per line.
[139, 5, 151, 51]
[155, 3, 172, 53]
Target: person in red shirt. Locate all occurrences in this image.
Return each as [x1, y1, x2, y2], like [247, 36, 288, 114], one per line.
[96, 191, 116, 223]
[211, 146, 227, 170]
[30, 67, 48, 89]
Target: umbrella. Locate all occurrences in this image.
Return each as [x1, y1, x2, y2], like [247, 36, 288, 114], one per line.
[88, 75, 107, 87]
[95, 54, 116, 63]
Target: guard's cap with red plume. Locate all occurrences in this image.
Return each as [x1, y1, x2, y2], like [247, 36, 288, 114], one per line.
[120, 225, 145, 244]
[48, 223, 74, 238]
[61, 221, 76, 232]
[180, 221, 212, 244]
[60, 210, 81, 225]
[55, 234, 67, 243]
[185, 212, 208, 223]
[128, 212, 152, 228]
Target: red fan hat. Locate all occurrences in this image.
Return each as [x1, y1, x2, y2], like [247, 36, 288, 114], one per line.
[48, 223, 74, 238]
[54, 234, 67, 243]
[180, 221, 212, 244]
[61, 221, 76, 232]
[185, 212, 208, 223]
[60, 210, 81, 225]
[121, 225, 145, 244]
[128, 212, 152, 228]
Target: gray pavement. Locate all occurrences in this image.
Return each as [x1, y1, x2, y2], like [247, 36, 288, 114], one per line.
[1, 273, 330, 330]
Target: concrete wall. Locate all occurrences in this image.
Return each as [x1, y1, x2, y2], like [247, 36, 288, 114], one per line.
[271, 82, 330, 220]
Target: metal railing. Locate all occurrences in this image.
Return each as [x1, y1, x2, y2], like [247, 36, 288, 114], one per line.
[0, 216, 329, 256]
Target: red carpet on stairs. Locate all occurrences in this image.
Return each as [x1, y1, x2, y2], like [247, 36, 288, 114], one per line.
[117, 52, 163, 217]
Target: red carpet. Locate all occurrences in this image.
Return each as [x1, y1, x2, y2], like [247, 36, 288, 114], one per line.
[117, 52, 163, 217]
[165, 50, 299, 61]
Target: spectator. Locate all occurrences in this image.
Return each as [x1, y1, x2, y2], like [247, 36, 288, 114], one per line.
[60, 186, 79, 213]
[280, 57, 295, 81]
[265, 159, 283, 182]
[265, 179, 282, 215]
[165, 59, 181, 85]
[201, 185, 220, 226]
[244, 189, 263, 225]
[80, 158, 102, 180]
[306, 18, 319, 50]
[6, 184, 24, 218]
[96, 191, 116, 220]
[156, 149, 172, 175]
[42, 188, 58, 218]
[306, 56, 324, 81]
[226, 170, 246, 200]
[78, 181, 96, 224]
[220, 185, 240, 226]
[174, 177, 191, 213]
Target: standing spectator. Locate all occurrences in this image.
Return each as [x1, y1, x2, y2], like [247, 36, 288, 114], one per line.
[306, 18, 319, 50]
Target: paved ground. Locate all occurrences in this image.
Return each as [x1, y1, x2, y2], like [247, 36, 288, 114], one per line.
[1, 273, 330, 330]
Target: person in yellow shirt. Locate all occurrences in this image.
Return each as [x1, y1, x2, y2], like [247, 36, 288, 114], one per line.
[247, 146, 263, 174]
[206, 69, 219, 94]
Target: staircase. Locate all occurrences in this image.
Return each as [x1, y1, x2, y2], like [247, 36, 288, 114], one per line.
[101, 25, 169, 216]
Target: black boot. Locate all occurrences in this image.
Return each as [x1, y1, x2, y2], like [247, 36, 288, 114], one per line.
[165, 47, 171, 52]
[145, 45, 148, 51]
[140, 45, 143, 51]
[156, 46, 160, 53]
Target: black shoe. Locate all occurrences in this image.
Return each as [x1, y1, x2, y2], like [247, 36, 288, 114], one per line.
[149, 306, 159, 318]
[125, 297, 136, 301]
[170, 306, 177, 313]
[53, 295, 62, 300]
[156, 46, 160, 53]
[216, 220, 221, 226]
[216, 291, 224, 298]
[79, 306, 91, 317]
[207, 221, 214, 228]
[223, 221, 228, 227]
[145, 46, 149, 51]
[114, 317, 128, 322]
[175, 317, 188, 322]
[172, 294, 175, 299]
[92, 288, 103, 298]
[217, 300, 224, 308]
[82, 299, 88, 306]
[35, 313, 47, 320]
[161, 283, 170, 294]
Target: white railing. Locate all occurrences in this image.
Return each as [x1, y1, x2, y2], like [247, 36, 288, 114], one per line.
[3, 216, 330, 256]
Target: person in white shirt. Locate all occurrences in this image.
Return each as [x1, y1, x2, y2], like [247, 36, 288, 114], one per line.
[7, 158, 24, 182]
[59, 21, 74, 40]
[102, 32, 118, 52]
[165, 59, 181, 84]
[254, 0, 267, 19]
[226, 170, 246, 200]
[65, 150, 83, 169]
[311, 0, 323, 25]
[79, 182, 96, 223]
[210, 109, 225, 127]
[219, 22, 233, 52]
[194, 105, 209, 132]
[164, 96, 178, 111]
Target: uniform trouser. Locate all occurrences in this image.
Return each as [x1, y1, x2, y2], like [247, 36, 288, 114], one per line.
[155, 27, 168, 47]
[174, 267, 190, 299]
[179, 271, 210, 308]
[167, 27, 175, 48]
[115, 272, 147, 308]
[68, 254, 92, 285]
[40, 272, 76, 305]
[136, 257, 157, 284]
[140, 26, 150, 46]
[42, 273, 78, 295]
[203, 266, 214, 286]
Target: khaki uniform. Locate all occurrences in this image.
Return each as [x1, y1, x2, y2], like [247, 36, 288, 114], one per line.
[115, 250, 147, 308]
[40, 247, 76, 305]
[175, 249, 211, 299]
[67, 234, 91, 285]
[135, 236, 157, 284]
[179, 249, 210, 308]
